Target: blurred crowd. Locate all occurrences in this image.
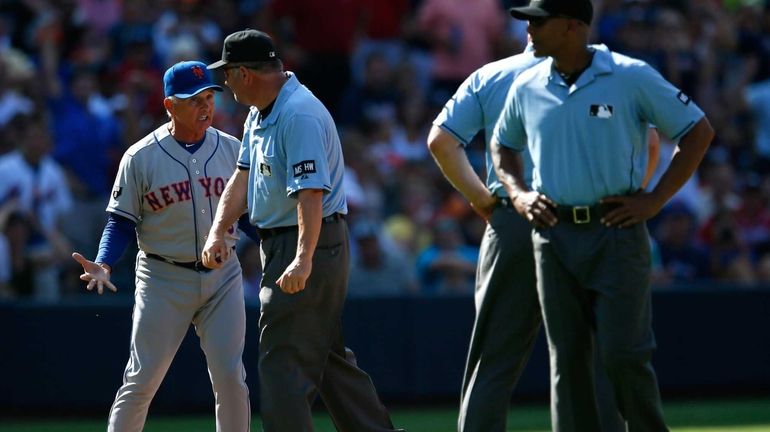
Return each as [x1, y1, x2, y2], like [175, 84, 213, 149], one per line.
[2, 0, 770, 302]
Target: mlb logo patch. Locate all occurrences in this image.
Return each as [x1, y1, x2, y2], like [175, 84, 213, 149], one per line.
[589, 104, 614, 119]
[112, 187, 123, 199]
[677, 91, 691, 105]
[260, 163, 272, 177]
[293, 160, 317, 177]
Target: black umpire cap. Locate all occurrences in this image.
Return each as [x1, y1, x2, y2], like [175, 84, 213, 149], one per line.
[207, 29, 280, 70]
[509, 0, 594, 26]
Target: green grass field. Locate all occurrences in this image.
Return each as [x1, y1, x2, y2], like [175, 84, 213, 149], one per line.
[3, 398, 770, 431]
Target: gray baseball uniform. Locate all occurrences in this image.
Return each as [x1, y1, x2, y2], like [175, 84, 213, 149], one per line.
[105, 125, 250, 431]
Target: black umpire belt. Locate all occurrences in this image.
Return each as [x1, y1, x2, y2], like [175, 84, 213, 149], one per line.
[144, 248, 233, 273]
[256, 213, 346, 241]
[554, 203, 615, 225]
[496, 197, 514, 208]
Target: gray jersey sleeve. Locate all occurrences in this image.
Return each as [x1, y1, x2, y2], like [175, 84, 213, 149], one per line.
[108, 150, 143, 223]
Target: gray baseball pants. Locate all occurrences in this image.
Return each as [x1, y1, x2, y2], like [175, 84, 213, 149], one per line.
[533, 219, 668, 432]
[108, 254, 250, 432]
[257, 218, 398, 432]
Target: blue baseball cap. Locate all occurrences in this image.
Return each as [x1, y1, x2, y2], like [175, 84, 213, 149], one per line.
[163, 61, 222, 98]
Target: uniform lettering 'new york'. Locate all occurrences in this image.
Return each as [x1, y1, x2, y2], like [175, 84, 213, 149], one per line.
[144, 176, 228, 211]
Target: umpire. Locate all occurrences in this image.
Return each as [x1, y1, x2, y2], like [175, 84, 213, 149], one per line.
[202, 29, 403, 432]
[428, 41, 659, 431]
[492, 0, 714, 430]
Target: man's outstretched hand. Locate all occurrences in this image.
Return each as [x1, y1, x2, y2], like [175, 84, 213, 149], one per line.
[72, 252, 117, 295]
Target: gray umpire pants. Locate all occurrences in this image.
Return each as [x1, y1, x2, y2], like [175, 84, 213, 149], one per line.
[109, 254, 250, 432]
[257, 218, 398, 432]
[533, 219, 668, 432]
[459, 202, 626, 432]
[458, 203, 540, 431]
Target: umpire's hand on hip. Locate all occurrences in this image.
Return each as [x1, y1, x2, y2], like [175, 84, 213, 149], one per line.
[469, 191, 499, 222]
[600, 191, 665, 228]
[202, 234, 230, 269]
[513, 191, 557, 228]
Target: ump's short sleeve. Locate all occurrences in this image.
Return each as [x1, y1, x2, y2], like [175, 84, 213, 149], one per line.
[634, 64, 704, 140]
[238, 114, 253, 169]
[492, 85, 526, 152]
[434, 74, 483, 146]
[283, 114, 332, 196]
[107, 152, 142, 223]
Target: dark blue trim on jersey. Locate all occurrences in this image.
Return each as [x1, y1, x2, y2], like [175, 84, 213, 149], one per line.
[437, 123, 470, 147]
[628, 135, 637, 192]
[202, 130, 221, 220]
[110, 207, 139, 223]
[238, 214, 260, 243]
[154, 131, 201, 258]
[670, 119, 696, 141]
[95, 213, 136, 267]
[176, 134, 206, 154]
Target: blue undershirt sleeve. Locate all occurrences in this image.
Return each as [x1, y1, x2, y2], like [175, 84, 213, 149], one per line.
[238, 214, 260, 243]
[95, 213, 136, 267]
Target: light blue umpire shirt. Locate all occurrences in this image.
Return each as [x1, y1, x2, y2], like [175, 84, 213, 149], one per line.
[433, 46, 542, 195]
[434, 44, 612, 196]
[493, 47, 705, 206]
[237, 72, 347, 229]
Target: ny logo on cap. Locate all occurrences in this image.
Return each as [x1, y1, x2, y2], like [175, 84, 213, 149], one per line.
[191, 65, 205, 79]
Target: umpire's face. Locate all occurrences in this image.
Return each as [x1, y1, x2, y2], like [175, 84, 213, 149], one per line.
[223, 65, 248, 105]
[166, 89, 216, 138]
[526, 16, 575, 57]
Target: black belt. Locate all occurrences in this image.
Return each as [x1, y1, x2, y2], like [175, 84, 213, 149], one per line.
[256, 213, 346, 241]
[496, 197, 614, 224]
[554, 204, 614, 224]
[146, 253, 212, 272]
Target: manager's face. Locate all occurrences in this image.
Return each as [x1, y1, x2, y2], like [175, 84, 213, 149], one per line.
[168, 89, 216, 136]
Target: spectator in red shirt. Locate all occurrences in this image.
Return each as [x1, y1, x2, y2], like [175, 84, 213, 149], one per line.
[269, 0, 365, 114]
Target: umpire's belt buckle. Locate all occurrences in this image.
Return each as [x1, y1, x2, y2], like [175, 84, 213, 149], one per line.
[572, 206, 590, 224]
